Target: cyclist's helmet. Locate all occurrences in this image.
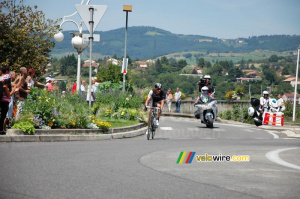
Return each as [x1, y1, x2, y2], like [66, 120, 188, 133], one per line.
[263, 91, 269, 95]
[201, 86, 209, 95]
[204, 75, 211, 79]
[155, 83, 162, 89]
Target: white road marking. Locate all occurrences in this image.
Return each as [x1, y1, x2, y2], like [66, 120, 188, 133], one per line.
[266, 148, 300, 170]
[212, 128, 226, 132]
[265, 131, 279, 139]
[215, 123, 249, 128]
[187, 128, 198, 131]
[160, 127, 173, 131]
[244, 129, 254, 133]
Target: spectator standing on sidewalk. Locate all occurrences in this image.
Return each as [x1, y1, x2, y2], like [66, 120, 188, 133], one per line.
[86, 79, 96, 106]
[72, 80, 77, 94]
[80, 80, 86, 100]
[175, 87, 182, 113]
[0, 67, 13, 135]
[15, 67, 30, 119]
[166, 88, 173, 113]
[3, 71, 17, 132]
[26, 68, 45, 89]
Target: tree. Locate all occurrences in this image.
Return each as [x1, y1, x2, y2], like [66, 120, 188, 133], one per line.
[96, 63, 123, 83]
[161, 56, 169, 65]
[269, 55, 279, 62]
[177, 60, 187, 69]
[181, 65, 194, 74]
[0, 0, 60, 73]
[197, 58, 205, 68]
[59, 54, 77, 76]
[281, 66, 290, 75]
[205, 61, 212, 68]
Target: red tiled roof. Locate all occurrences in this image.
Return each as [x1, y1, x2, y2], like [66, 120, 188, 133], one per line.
[284, 93, 300, 98]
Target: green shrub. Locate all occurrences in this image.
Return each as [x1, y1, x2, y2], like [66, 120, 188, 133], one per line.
[12, 121, 35, 134]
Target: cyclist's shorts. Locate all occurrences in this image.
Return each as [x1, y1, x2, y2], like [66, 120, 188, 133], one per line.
[150, 100, 162, 107]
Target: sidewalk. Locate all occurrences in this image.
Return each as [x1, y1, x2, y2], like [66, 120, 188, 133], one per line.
[162, 112, 300, 138]
[0, 124, 147, 142]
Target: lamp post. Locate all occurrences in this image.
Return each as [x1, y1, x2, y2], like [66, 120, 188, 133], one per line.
[122, 5, 132, 93]
[53, 2, 90, 92]
[292, 45, 300, 121]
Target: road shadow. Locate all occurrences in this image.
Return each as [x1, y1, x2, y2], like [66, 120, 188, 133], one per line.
[152, 138, 170, 140]
[196, 126, 220, 129]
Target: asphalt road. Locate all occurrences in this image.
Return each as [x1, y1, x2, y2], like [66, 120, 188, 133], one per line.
[0, 117, 299, 199]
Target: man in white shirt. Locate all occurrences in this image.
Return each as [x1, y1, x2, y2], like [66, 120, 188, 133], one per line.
[174, 87, 182, 113]
[277, 93, 285, 111]
[80, 80, 86, 100]
[86, 80, 96, 106]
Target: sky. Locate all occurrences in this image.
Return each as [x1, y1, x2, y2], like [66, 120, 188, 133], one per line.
[24, 0, 300, 39]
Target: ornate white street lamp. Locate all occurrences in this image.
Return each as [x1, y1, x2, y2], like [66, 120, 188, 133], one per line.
[53, 0, 91, 92]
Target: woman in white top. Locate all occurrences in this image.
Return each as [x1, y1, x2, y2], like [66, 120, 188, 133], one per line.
[26, 68, 45, 88]
[166, 88, 173, 112]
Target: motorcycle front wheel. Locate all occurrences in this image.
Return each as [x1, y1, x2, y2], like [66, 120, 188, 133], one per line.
[206, 115, 214, 128]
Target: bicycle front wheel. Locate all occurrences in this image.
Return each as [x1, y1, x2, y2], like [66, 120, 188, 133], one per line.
[147, 125, 151, 140]
[151, 128, 155, 139]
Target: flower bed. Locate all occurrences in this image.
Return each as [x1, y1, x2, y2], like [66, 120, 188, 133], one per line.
[12, 88, 147, 134]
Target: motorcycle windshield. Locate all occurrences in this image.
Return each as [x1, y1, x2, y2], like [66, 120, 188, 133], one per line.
[201, 96, 209, 103]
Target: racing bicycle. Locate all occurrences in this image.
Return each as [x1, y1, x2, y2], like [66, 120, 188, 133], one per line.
[146, 106, 160, 140]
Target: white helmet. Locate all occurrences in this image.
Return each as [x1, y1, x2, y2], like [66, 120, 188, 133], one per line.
[248, 107, 255, 116]
[263, 91, 269, 95]
[204, 75, 211, 79]
[201, 86, 209, 95]
[201, 86, 209, 92]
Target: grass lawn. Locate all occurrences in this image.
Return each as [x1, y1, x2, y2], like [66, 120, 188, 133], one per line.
[99, 117, 142, 128]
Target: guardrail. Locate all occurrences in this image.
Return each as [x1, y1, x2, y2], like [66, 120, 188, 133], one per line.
[162, 100, 250, 114]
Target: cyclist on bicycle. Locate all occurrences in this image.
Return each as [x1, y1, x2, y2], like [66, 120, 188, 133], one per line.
[145, 83, 165, 134]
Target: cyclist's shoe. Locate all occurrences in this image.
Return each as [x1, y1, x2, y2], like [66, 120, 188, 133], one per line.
[156, 120, 159, 126]
[145, 130, 149, 135]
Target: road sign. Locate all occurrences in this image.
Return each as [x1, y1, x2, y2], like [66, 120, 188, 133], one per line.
[122, 58, 128, 74]
[75, 5, 107, 33]
[82, 34, 100, 42]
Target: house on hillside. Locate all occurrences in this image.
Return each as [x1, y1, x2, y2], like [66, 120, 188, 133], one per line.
[107, 58, 120, 66]
[242, 69, 261, 78]
[83, 60, 99, 73]
[283, 76, 300, 87]
[134, 59, 155, 68]
[236, 77, 262, 83]
[82, 60, 99, 68]
[193, 66, 202, 74]
[282, 93, 300, 104]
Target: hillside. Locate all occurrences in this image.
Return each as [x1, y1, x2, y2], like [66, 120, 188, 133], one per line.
[52, 26, 300, 59]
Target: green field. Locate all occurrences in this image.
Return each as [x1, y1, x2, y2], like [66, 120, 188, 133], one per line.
[163, 50, 291, 65]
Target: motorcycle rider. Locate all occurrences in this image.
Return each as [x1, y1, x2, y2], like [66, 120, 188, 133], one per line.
[198, 75, 215, 96]
[194, 86, 211, 104]
[260, 91, 270, 112]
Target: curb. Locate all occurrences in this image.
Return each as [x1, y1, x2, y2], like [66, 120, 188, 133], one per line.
[0, 127, 148, 142]
[6, 123, 146, 136]
[218, 118, 300, 138]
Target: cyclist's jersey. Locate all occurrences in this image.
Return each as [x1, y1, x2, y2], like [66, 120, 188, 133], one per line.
[148, 89, 165, 106]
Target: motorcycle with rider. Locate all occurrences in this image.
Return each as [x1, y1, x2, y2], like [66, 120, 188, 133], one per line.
[194, 86, 218, 128]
